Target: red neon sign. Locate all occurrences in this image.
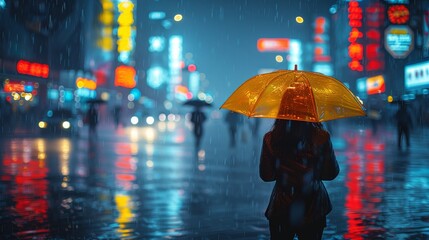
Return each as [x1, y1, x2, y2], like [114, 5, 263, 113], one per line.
[388, 5, 409, 24]
[257, 38, 290, 52]
[114, 65, 136, 88]
[365, 3, 385, 72]
[16, 60, 49, 78]
[348, 1, 363, 72]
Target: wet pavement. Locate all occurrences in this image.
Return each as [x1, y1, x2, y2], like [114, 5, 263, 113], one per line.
[1, 118, 429, 239]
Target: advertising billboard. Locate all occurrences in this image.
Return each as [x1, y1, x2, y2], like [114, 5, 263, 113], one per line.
[257, 38, 290, 52]
[405, 61, 429, 90]
[367, 75, 385, 95]
[384, 25, 414, 58]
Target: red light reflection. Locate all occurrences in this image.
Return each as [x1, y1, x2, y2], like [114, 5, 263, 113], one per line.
[343, 132, 385, 239]
[3, 153, 49, 237]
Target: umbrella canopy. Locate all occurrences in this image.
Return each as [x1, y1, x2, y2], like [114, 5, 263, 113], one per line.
[85, 99, 107, 105]
[220, 68, 366, 122]
[183, 99, 212, 108]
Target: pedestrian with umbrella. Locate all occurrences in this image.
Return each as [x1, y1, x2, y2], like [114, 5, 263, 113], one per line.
[221, 66, 366, 239]
[183, 99, 211, 149]
[85, 99, 106, 136]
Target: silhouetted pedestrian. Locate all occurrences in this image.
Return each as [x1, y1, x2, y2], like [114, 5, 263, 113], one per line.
[395, 102, 412, 149]
[87, 105, 98, 135]
[190, 108, 207, 148]
[260, 119, 339, 240]
[225, 111, 241, 147]
[113, 105, 122, 129]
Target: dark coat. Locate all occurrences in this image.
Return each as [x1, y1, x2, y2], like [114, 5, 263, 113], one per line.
[259, 128, 339, 226]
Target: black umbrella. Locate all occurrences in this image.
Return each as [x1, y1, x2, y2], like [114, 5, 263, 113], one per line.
[183, 99, 212, 108]
[85, 99, 107, 105]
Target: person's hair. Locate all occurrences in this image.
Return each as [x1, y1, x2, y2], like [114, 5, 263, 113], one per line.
[270, 119, 323, 158]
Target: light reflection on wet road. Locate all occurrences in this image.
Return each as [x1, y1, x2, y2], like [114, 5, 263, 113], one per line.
[1, 119, 429, 239]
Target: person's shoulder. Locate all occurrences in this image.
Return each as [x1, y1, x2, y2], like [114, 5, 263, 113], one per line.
[263, 131, 273, 141]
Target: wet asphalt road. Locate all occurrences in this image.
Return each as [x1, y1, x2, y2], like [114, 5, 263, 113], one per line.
[0, 118, 429, 239]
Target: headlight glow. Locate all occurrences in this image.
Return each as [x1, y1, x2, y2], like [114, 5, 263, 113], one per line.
[146, 116, 155, 125]
[39, 121, 47, 128]
[62, 121, 71, 129]
[131, 116, 139, 125]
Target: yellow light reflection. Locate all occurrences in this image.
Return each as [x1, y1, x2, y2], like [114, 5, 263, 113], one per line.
[275, 55, 284, 63]
[115, 193, 135, 236]
[128, 127, 139, 142]
[59, 139, 71, 176]
[145, 144, 154, 156]
[36, 139, 46, 167]
[142, 127, 156, 143]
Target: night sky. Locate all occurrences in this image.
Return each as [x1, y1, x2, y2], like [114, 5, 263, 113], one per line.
[165, 0, 337, 105]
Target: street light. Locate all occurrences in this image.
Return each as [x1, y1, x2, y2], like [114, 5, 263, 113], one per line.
[174, 14, 183, 22]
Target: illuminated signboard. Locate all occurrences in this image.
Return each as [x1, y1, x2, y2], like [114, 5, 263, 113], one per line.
[257, 38, 290, 52]
[97, 0, 114, 51]
[385, 25, 414, 58]
[117, 0, 135, 64]
[16, 60, 49, 78]
[356, 77, 367, 98]
[114, 65, 136, 88]
[76, 77, 97, 90]
[388, 5, 409, 24]
[348, 1, 363, 71]
[365, 3, 385, 72]
[367, 75, 385, 95]
[385, 0, 409, 3]
[313, 16, 333, 76]
[404, 61, 429, 90]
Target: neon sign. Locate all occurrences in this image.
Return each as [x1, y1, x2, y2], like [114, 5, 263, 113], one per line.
[388, 5, 409, 24]
[114, 65, 136, 88]
[257, 38, 290, 52]
[116, 0, 135, 64]
[348, 1, 363, 71]
[76, 77, 97, 90]
[365, 3, 385, 72]
[385, 25, 414, 58]
[16, 60, 49, 78]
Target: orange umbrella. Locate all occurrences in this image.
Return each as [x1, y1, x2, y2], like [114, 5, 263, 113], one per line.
[220, 67, 366, 122]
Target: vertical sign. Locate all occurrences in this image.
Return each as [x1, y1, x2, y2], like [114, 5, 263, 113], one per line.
[365, 3, 385, 72]
[168, 35, 183, 101]
[312, 16, 333, 76]
[348, 1, 364, 72]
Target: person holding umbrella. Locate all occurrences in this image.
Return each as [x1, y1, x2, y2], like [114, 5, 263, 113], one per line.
[184, 99, 211, 149]
[190, 107, 207, 149]
[220, 66, 365, 239]
[259, 120, 339, 239]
